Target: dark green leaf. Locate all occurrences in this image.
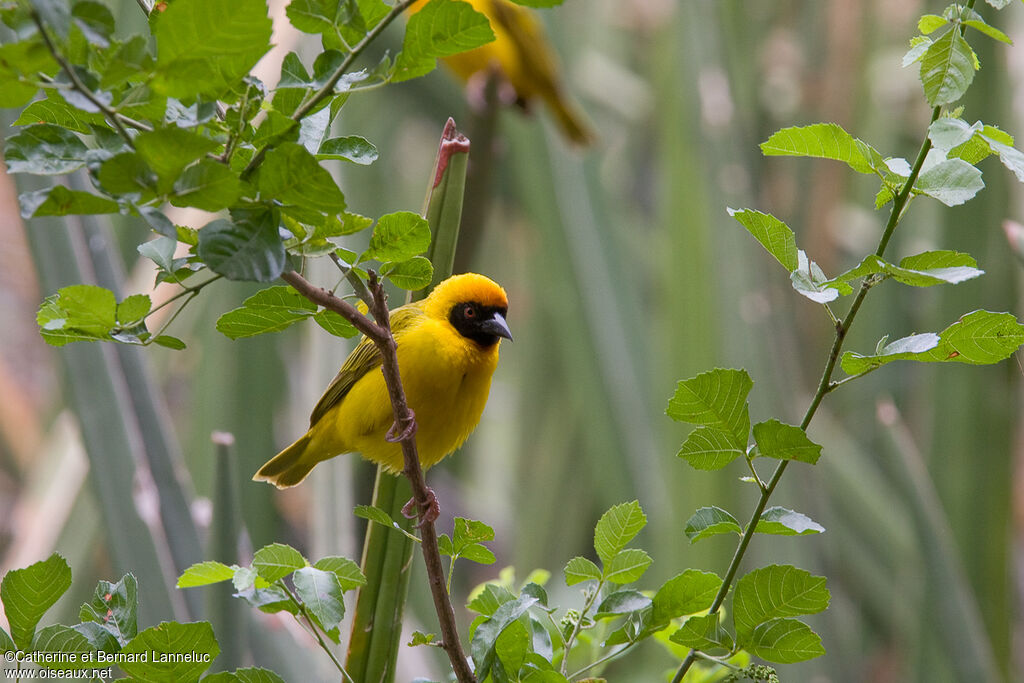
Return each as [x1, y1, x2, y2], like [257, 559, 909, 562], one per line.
[312, 309, 359, 338]
[594, 589, 651, 619]
[354, 504, 396, 527]
[4, 124, 88, 175]
[755, 507, 825, 536]
[170, 160, 244, 211]
[361, 211, 431, 263]
[153, 0, 272, 100]
[252, 543, 307, 583]
[215, 286, 316, 339]
[684, 507, 742, 543]
[0, 554, 72, 649]
[318, 135, 379, 164]
[203, 667, 287, 683]
[31, 625, 97, 670]
[733, 565, 829, 641]
[13, 95, 106, 133]
[745, 618, 825, 664]
[197, 209, 285, 282]
[841, 310, 1024, 374]
[78, 573, 138, 646]
[255, 142, 346, 212]
[153, 335, 187, 350]
[466, 583, 516, 617]
[135, 127, 219, 191]
[119, 621, 219, 682]
[593, 500, 647, 565]
[752, 419, 822, 464]
[470, 595, 538, 680]
[19, 186, 119, 218]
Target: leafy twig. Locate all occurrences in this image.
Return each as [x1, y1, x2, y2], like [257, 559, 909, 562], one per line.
[670, 101, 945, 683]
[279, 581, 353, 683]
[560, 582, 602, 676]
[278, 268, 476, 683]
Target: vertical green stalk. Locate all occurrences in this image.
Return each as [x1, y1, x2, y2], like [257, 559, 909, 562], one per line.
[345, 119, 470, 683]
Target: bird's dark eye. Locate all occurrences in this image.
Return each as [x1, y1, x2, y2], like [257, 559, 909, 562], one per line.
[463, 305, 476, 318]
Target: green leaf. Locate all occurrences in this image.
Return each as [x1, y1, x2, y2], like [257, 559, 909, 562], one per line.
[897, 250, 984, 284]
[963, 18, 1012, 44]
[153, 0, 272, 100]
[563, 557, 602, 586]
[669, 612, 734, 653]
[759, 123, 879, 174]
[593, 500, 647, 565]
[97, 152, 158, 197]
[651, 570, 723, 625]
[452, 517, 495, 552]
[354, 504, 396, 527]
[203, 667, 287, 683]
[36, 284, 117, 346]
[293, 567, 345, 629]
[361, 211, 432, 263]
[197, 209, 285, 282]
[119, 621, 219, 682]
[286, 0, 349, 33]
[918, 14, 948, 34]
[459, 544, 497, 565]
[466, 583, 516, 617]
[752, 419, 822, 464]
[732, 565, 829, 641]
[920, 28, 976, 107]
[745, 618, 825, 664]
[312, 309, 359, 338]
[255, 142, 345, 212]
[171, 160, 244, 212]
[676, 426, 745, 470]
[13, 95, 106, 133]
[470, 595, 538, 680]
[393, 0, 495, 82]
[31, 625, 98, 670]
[0, 554, 72, 649]
[494, 619, 530, 677]
[594, 589, 651, 619]
[603, 548, 652, 585]
[383, 256, 434, 291]
[841, 310, 1024, 375]
[135, 127, 220, 191]
[313, 557, 366, 592]
[19, 185, 119, 218]
[318, 135, 379, 164]
[727, 208, 798, 271]
[915, 158, 984, 206]
[684, 507, 742, 543]
[4, 124, 88, 175]
[215, 286, 316, 339]
[666, 368, 752, 448]
[252, 543, 307, 583]
[755, 507, 825, 536]
[984, 136, 1024, 183]
[177, 561, 236, 588]
[408, 630, 437, 647]
[153, 335, 187, 350]
[78, 574, 138, 646]
[0, 627, 14, 653]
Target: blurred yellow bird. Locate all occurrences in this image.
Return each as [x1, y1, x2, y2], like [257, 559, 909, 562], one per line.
[254, 273, 512, 488]
[410, 0, 594, 146]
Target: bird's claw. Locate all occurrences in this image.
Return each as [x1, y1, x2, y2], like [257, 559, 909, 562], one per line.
[386, 410, 417, 443]
[401, 487, 440, 526]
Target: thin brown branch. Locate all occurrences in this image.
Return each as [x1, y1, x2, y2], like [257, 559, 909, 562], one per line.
[280, 269, 476, 683]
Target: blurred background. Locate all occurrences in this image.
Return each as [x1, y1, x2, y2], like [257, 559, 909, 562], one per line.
[1, 0, 1023, 681]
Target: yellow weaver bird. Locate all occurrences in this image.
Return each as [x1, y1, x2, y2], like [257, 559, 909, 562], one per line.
[410, 0, 594, 146]
[254, 273, 511, 488]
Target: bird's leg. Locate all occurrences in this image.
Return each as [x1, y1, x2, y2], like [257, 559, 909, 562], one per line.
[401, 487, 440, 525]
[466, 62, 517, 111]
[385, 409, 417, 443]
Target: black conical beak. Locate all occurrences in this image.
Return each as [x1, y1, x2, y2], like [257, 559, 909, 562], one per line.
[481, 312, 513, 342]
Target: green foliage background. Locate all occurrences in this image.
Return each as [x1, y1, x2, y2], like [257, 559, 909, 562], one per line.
[1, 1, 1023, 681]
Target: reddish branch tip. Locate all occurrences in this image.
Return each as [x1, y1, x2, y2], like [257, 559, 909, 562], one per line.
[433, 117, 471, 188]
[402, 487, 440, 525]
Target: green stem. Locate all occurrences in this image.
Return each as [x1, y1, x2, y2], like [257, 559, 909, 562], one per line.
[670, 103, 943, 683]
[560, 580, 603, 676]
[280, 582, 353, 682]
[568, 639, 640, 679]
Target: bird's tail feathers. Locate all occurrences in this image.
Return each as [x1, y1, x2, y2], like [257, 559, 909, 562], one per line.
[253, 433, 316, 489]
[545, 91, 594, 146]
